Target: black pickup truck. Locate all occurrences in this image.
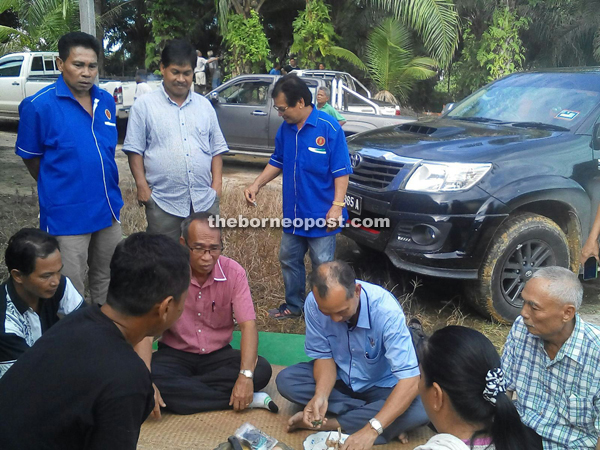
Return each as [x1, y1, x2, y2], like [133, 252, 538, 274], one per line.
[343, 68, 600, 322]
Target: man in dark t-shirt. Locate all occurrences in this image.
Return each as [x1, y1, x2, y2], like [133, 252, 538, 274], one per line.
[0, 233, 190, 450]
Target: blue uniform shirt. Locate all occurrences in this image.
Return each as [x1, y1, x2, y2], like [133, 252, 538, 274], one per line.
[269, 107, 352, 238]
[15, 75, 123, 235]
[304, 280, 420, 392]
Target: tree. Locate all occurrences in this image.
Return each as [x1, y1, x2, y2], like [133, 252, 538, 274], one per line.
[0, 0, 79, 56]
[290, 0, 337, 68]
[215, 0, 268, 34]
[365, 0, 460, 68]
[330, 18, 437, 104]
[222, 9, 270, 76]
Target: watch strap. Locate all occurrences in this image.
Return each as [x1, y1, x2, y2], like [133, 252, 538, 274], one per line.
[369, 418, 384, 435]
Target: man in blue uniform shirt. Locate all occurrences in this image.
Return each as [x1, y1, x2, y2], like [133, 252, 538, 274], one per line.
[15, 32, 123, 305]
[244, 75, 352, 319]
[276, 261, 428, 447]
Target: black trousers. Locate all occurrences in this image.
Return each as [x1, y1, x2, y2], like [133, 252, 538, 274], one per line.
[151, 343, 272, 415]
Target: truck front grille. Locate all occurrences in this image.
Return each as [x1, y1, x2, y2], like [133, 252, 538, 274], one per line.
[350, 156, 404, 189]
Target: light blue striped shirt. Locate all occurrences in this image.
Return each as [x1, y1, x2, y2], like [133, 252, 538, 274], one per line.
[501, 315, 600, 449]
[304, 280, 420, 392]
[122, 84, 228, 217]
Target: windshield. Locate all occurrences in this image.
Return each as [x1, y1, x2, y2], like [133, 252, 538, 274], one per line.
[447, 72, 600, 129]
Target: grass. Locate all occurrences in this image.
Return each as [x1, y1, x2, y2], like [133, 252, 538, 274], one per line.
[0, 177, 510, 350]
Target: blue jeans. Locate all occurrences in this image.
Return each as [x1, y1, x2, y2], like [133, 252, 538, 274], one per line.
[279, 232, 336, 314]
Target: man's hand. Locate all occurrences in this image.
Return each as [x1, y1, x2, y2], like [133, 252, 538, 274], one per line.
[136, 183, 152, 206]
[244, 184, 260, 206]
[581, 237, 600, 265]
[303, 395, 329, 428]
[326, 205, 343, 232]
[151, 383, 166, 419]
[229, 375, 254, 411]
[340, 425, 378, 450]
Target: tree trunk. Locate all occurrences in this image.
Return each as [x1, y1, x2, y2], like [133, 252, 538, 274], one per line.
[95, 0, 104, 76]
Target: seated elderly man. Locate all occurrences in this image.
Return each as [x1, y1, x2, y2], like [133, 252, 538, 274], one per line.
[277, 260, 428, 447]
[316, 87, 346, 127]
[501, 266, 600, 450]
[149, 212, 274, 414]
[1, 228, 83, 378]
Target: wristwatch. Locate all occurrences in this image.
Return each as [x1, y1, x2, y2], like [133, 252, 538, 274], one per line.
[369, 418, 383, 435]
[239, 369, 254, 379]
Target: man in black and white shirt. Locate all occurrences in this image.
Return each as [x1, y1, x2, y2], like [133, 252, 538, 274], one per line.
[0, 228, 83, 378]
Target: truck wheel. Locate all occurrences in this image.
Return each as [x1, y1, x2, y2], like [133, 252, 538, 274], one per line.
[467, 213, 570, 323]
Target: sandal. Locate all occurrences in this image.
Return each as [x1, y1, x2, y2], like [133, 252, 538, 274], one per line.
[268, 304, 302, 320]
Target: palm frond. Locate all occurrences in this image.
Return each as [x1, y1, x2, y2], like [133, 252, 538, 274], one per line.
[0, 0, 19, 14]
[215, 0, 230, 34]
[99, 0, 135, 28]
[327, 45, 368, 72]
[366, 0, 459, 68]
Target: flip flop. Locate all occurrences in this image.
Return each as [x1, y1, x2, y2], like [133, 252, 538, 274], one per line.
[268, 304, 302, 320]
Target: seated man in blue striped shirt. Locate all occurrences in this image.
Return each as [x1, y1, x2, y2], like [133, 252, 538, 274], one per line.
[276, 260, 428, 448]
[0, 228, 84, 378]
[501, 266, 600, 450]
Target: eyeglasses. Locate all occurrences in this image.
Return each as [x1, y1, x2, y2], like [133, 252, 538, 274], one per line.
[186, 244, 223, 256]
[273, 105, 290, 113]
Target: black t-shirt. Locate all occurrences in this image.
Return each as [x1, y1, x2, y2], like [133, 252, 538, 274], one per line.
[0, 306, 154, 450]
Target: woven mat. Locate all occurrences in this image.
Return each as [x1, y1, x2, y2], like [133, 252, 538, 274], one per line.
[138, 366, 434, 450]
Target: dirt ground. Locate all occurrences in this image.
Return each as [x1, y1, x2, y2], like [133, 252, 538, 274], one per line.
[1, 120, 599, 350]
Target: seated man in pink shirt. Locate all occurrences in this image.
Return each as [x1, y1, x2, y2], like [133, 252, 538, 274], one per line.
[150, 212, 274, 414]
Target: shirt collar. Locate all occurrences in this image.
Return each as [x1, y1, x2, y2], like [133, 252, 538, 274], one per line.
[191, 257, 228, 288]
[55, 74, 101, 101]
[304, 104, 319, 128]
[6, 278, 31, 315]
[553, 314, 584, 365]
[160, 82, 193, 107]
[355, 285, 371, 330]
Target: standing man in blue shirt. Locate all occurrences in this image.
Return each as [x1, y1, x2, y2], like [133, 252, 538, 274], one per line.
[15, 32, 123, 305]
[123, 40, 228, 242]
[244, 75, 352, 319]
[276, 261, 428, 447]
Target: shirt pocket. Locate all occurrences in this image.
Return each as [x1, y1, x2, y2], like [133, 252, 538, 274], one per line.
[195, 127, 212, 155]
[565, 395, 595, 431]
[301, 146, 329, 176]
[364, 335, 383, 364]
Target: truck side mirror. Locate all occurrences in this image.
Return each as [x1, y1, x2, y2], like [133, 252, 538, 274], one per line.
[209, 92, 219, 104]
[593, 123, 600, 150]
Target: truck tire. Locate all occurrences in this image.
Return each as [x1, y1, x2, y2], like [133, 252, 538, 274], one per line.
[466, 213, 570, 323]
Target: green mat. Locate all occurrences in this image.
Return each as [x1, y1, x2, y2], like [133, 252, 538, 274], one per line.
[153, 331, 310, 367]
[231, 331, 310, 366]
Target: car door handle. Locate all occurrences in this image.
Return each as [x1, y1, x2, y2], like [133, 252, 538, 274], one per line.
[12, 82, 20, 86]
[251, 110, 268, 116]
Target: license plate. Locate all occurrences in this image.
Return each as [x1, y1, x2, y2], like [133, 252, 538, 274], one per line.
[345, 193, 362, 215]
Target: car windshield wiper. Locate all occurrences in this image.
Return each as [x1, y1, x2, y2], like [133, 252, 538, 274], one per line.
[448, 116, 503, 123]
[509, 121, 570, 132]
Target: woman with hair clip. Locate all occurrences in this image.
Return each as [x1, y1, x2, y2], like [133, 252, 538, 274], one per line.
[414, 326, 532, 450]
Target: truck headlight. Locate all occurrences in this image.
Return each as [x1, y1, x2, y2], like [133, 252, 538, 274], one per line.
[404, 162, 492, 192]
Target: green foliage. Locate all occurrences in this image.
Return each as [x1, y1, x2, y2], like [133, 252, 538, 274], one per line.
[145, 0, 199, 70]
[365, 0, 460, 68]
[223, 10, 270, 76]
[290, 0, 338, 68]
[438, 7, 528, 101]
[330, 18, 437, 104]
[0, 0, 79, 56]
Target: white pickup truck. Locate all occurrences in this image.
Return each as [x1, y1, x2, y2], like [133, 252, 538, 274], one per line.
[0, 51, 159, 120]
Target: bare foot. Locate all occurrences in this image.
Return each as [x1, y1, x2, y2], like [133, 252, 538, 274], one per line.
[398, 432, 409, 444]
[287, 411, 306, 432]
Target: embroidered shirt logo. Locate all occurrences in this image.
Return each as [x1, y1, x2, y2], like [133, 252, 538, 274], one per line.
[316, 136, 325, 146]
[105, 109, 111, 120]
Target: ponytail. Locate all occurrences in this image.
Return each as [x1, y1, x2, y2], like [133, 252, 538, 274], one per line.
[488, 393, 529, 450]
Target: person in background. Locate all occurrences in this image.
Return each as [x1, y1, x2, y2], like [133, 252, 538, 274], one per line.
[123, 39, 228, 242]
[581, 204, 600, 264]
[501, 266, 600, 449]
[316, 87, 346, 127]
[194, 50, 208, 93]
[415, 326, 534, 450]
[0, 228, 84, 379]
[0, 233, 190, 449]
[270, 62, 282, 75]
[318, 62, 326, 70]
[206, 50, 221, 90]
[134, 69, 152, 101]
[15, 31, 123, 305]
[284, 57, 300, 73]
